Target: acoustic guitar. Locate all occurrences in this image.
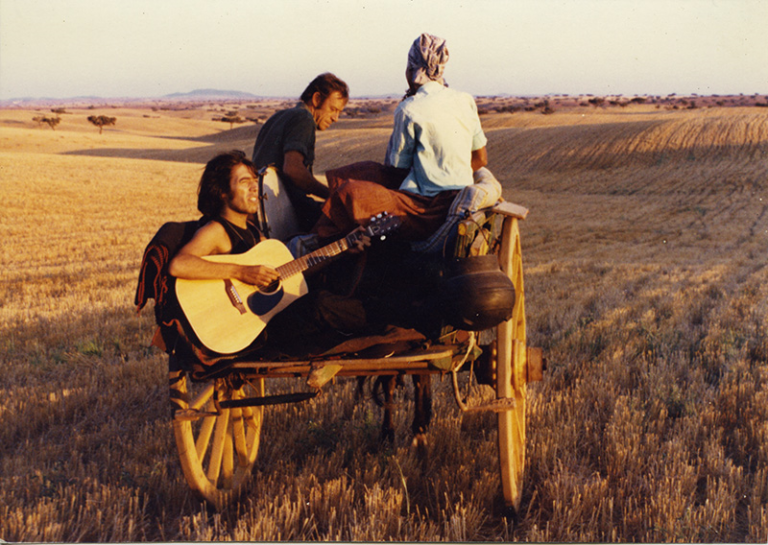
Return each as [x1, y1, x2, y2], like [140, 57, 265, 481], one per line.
[175, 213, 400, 354]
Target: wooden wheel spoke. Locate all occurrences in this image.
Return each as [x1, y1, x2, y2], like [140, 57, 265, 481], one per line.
[206, 409, 231, 483]
[189, 383, 214, 410]
[195, 412, 216, 460]
[243, 406, 262, 465]
[243, 406, 258, 431]
[232, 404, 250, 468]
[241, 379, 264, 459]
[221, 426, 234, 489]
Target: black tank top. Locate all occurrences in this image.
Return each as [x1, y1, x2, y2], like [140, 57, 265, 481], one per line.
[213, 218, 261, 255]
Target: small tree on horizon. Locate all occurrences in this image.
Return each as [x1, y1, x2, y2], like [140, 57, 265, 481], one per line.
[87, 115, 117, 134]
[220, 115, 246, 130]
[588, 97, 605, 108]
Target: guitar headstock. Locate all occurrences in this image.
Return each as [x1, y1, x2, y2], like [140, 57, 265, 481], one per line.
[363, 212, 401, 240]
[344, 212, 401, 246]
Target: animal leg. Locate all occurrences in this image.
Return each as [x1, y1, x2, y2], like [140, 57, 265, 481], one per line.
[378, 376, 397, 443]
[411, 374, 432, 461]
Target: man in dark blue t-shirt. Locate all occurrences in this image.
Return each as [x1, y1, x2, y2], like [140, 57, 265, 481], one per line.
[252, 73, 349, 231]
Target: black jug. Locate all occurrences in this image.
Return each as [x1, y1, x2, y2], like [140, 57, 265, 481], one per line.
[437, 254, 516, 331]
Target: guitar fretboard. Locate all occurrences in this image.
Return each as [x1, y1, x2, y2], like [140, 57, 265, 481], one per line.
[275, 236, 352, 279]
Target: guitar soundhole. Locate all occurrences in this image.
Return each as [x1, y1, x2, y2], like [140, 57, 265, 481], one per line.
[247, 282, 285, 316]
[261, 280, 281, 294]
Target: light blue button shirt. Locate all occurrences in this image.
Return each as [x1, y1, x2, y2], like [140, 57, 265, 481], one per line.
[385, 81, 488, 198]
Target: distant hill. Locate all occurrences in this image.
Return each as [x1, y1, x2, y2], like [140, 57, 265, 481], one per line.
[162, 89, 264, 100]
[0, 89, 273, 108]
[2, 89, 765, 110]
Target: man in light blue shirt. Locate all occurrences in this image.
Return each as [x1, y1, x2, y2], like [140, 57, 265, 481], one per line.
[313, 33, 489, 241]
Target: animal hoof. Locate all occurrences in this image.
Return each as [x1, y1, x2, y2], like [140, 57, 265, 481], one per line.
[411, 432, 428, 450]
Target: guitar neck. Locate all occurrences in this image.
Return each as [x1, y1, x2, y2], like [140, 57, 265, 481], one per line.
[275, 236, 352, 279]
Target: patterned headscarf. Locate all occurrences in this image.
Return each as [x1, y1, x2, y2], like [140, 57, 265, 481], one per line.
[406, 33, 450, 88]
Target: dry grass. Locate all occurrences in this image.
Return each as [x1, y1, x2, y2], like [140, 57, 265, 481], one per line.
[0, 101, 767, 541]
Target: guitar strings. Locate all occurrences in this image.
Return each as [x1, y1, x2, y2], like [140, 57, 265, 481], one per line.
[276, 238, 349, 278]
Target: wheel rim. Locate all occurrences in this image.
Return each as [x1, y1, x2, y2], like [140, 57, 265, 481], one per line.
[172, 372, 264, 508]
[496, 217, 526, 513]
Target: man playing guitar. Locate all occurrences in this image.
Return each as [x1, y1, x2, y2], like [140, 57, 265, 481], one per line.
[168, 150, 373, 356]
[170, 150, 371, 285]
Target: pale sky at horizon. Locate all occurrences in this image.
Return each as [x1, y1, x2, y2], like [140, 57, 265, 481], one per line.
[1, 0, 766, 101]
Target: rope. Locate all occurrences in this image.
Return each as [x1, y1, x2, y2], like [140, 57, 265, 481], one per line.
[450, 331, 476, 412]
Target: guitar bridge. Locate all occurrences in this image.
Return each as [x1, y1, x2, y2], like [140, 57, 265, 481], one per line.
[224, 280, 247, 315]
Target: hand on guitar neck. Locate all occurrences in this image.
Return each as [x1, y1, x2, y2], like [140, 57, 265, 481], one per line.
[346, 225, 372, 254]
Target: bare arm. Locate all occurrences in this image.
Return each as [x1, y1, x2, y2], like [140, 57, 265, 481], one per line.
[471, 146, 488, 172]
[282, 150, 331, 199]
[168, 222, 279, 288]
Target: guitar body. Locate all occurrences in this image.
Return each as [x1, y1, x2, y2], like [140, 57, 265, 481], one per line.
[175, 239, 308, 354]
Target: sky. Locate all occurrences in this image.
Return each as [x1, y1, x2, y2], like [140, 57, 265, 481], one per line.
[1, 0, 767, 101]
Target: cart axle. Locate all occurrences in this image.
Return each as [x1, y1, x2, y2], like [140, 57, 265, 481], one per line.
[218, 391, 317, 409]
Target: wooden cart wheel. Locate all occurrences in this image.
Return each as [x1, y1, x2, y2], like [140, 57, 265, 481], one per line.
[171, 372, 264, 509]
[496, 216, 527, 514]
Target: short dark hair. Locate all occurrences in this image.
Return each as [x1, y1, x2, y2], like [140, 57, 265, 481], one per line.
[299, 73, 349, 105]
[197, 150, 256, 217]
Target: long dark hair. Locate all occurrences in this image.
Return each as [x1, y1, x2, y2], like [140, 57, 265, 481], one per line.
[197, 150, 256, 217]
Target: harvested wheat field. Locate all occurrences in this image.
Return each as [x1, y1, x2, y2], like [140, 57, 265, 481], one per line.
[1, 99, 767, 541]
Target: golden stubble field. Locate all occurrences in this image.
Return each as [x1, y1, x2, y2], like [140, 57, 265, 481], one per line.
[1, 100, 767, 541]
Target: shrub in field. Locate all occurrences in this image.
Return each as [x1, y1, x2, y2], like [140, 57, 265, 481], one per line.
[33, 115, 61, 130]
[220, 115, 245, 129]
[588, 96, 605, 107]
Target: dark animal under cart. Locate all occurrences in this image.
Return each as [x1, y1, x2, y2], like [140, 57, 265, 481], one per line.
[149, 168, 544, 513]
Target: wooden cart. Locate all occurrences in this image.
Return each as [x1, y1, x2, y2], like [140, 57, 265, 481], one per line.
[164, 169, 544, 513]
